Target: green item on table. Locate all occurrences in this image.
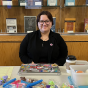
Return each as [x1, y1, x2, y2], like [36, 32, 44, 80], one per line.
[1, 78, 4, 83]
[48, 81, 55, 86]
[61, 83, 70, 88]
[65, 87, 70, 88]
[50, 86, 54, 88]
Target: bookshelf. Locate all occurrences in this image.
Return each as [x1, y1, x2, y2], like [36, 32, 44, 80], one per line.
[0, 0, 88, 33]
[0, 0, 60, 33]
[60, 0, 88, 33]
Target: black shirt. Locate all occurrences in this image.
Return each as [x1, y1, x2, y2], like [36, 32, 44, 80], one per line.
[19, 30, 68, 66]
[39, 39, 49, 63]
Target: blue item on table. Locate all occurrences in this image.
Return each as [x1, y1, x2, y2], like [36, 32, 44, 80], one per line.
[26, 79, 43, 88]
[68, 76, 88, 88]
[4, 85, 13, 88]
[3, 78, 16, 87]
[21, 80, 30, 85]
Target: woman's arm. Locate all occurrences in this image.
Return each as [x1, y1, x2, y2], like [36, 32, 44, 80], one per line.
[19, 34, 32, 64]
[56, 34, 68, 66]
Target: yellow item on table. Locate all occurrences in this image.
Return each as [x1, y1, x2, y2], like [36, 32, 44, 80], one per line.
[0, 67, 13, 78]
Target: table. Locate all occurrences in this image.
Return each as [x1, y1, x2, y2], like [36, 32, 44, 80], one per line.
[0, 66, 71, 88]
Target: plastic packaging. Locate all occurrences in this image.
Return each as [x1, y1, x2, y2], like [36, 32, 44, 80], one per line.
[70, 65, 88, 86]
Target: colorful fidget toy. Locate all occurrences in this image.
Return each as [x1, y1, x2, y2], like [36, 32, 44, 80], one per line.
[51, 64, 58, 67]
[11, 80, 26, 88]
[4, 84, 16, 88]
[0, 75, 8, 85]
[54, 68, 58, 72]
[75, 70, 84, 73]
[16, 83, 26, 88]
[4, 83, 26, 88]
[11, 80, 21, 84]
[21, 66, 25, 68]
[43, 64, 50, 67]
[27, 65, 30, 68]
[61, 83, 74, 88]
[48, 80, 55, 88]
[20, 77, 26, 81]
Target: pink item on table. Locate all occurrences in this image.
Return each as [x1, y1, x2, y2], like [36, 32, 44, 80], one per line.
[11, 80, 21, 84]
[16, 83, 26, 88]
[68, 84, 74, 88]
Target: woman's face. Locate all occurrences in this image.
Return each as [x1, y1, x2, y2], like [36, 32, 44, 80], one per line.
[38, 15, 52, 33]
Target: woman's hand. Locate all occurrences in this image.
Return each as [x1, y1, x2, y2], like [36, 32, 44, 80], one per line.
[31, 61, 34, 64]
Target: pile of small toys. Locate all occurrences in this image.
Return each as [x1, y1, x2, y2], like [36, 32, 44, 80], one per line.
[0, 76, 74, 88]
[0, 76, 8, 85]
[61, 83, 74, 88]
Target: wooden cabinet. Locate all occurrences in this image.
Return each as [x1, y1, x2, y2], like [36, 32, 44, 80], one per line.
[0, 35, 88, 66]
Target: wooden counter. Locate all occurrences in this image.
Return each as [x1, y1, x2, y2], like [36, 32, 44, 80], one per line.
[62, 35, 88, 62]
[0, 34, 88, 66]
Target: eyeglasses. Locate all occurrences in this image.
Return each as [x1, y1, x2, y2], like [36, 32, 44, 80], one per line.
[39, 20, 50, 25]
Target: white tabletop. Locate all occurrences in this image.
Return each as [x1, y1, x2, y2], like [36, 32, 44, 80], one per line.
[0, 66, 71, 88]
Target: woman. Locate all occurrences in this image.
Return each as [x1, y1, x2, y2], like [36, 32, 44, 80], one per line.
[19, 11, 68, 66]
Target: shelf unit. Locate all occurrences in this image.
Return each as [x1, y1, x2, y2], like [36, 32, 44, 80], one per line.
[0, 0, 61, 33]
[60, 0, 88, 33]
[0, 0, 88, 33]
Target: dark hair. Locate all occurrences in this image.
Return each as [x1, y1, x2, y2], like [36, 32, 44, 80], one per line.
[37, 11, 53, 26]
